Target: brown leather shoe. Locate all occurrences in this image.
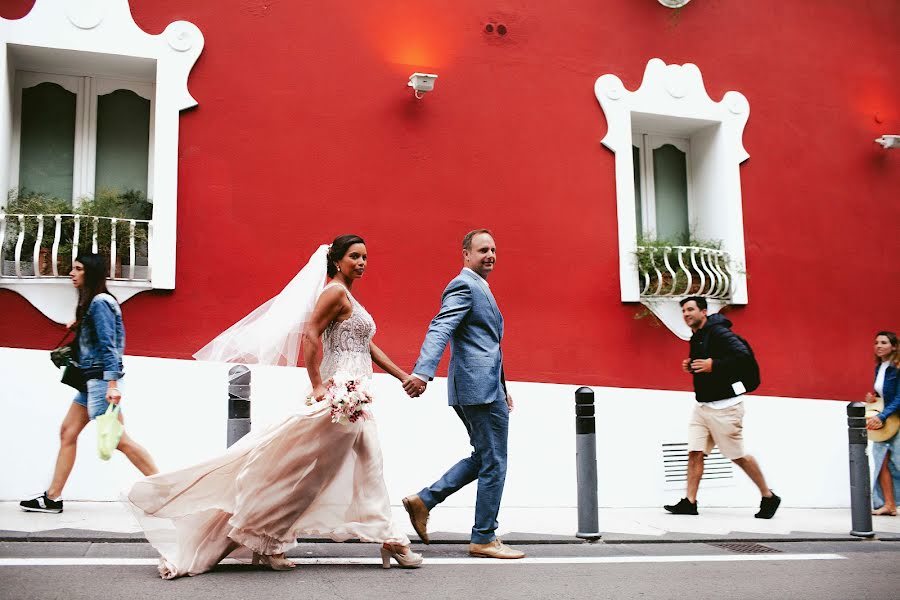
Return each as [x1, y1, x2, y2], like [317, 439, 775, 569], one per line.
[468, 539, 525, 559]
[402, 494, 430, 544]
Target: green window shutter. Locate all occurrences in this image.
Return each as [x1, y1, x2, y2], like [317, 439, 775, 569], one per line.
[652, 143, 689, 243]
[95, 89, 150, 196]
[19, 82, 76, 203]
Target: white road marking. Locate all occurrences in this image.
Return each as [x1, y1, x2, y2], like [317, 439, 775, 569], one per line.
[0, 554, 845, 567]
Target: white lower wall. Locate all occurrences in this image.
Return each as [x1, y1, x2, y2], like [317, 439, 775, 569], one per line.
[0, 347, 856, 508]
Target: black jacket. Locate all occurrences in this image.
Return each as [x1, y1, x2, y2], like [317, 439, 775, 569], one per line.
[689, 313, 752, 403]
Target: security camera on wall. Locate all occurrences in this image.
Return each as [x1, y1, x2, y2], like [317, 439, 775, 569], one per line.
[408, 73, 438, 99]
[875, 135, 900, 149]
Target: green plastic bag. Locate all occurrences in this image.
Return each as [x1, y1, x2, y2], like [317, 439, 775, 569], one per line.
[96, 404, 124, 461]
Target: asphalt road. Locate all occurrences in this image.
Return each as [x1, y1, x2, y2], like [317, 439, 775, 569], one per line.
[1, 541, 898, 600]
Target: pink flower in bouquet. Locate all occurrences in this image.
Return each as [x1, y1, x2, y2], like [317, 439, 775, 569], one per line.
[306, 375, 374, 425]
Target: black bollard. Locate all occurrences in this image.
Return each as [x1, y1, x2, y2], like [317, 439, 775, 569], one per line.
[847, 402, 874, 537]
[227, 365, 251, 447]
[575, 387, 601, 540]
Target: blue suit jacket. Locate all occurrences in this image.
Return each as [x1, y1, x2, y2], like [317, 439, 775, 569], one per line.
[414, 269, 507, 406]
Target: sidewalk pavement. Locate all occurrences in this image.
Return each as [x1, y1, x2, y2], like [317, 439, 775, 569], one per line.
[2, 502, 900, 544]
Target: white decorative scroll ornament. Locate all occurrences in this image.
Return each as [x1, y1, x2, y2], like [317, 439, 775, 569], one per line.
[165, 21, 198, 52]
[194, 245, 330, 366]
[66, 0, 105, 30]
[0, 0, 205, 323]
[594, 58, 750, 340]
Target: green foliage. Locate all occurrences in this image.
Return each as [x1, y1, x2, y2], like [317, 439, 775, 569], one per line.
[4, 189, 70, 215]
[634, 235, 727, 297]
[77, 188, 153, 220]
[633, 305, 663, 327]
[2, 188, 153, 277]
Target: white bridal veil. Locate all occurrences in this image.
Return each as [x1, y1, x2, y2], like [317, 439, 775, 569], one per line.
[193, 244, 329, 366]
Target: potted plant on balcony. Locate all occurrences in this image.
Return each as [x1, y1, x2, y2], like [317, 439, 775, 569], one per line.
[1, 190, 69, 276]
[1, 188, 153, 278]
[76, 189, 153, 278]
[634, 235, 726, 297]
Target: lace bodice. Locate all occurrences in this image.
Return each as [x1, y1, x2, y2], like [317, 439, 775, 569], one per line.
[319, 283, 376, 382]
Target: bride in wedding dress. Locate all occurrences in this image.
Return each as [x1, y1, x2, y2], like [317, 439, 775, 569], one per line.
[127, 235, 423, 578]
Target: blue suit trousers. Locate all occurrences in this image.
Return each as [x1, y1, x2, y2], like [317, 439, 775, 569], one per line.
[417, 398, 509, 544]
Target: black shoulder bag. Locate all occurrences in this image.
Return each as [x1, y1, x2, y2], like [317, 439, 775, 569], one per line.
[50, 325, 86, 393]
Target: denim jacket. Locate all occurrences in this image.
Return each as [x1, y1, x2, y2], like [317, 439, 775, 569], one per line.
[78, 293, 125, 381]
[875, 363, 899, 422]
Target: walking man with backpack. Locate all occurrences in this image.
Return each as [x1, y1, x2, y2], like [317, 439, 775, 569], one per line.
[664, 296, 781, 519]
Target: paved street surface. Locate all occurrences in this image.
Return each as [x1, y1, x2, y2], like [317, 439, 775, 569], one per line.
[1, 540, 899, 600]
[2, 502, 900, 599]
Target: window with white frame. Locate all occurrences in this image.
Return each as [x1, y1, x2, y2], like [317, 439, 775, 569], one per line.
[595, 59, 751, 339]
[0, 0, 203, 324]
[632, 133, 691, 243]
[11, 71, 154, 203]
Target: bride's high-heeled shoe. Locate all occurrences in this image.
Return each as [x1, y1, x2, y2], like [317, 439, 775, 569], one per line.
[380, 543, 423, 569]
[252, 552, 296, 570]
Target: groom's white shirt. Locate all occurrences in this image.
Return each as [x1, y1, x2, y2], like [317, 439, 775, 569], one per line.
[411, 268, 488, 383]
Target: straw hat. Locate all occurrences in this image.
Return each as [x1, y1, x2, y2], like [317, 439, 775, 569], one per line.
[866, 399, 900, 443]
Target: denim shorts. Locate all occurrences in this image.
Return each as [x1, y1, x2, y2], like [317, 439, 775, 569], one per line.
[73, 378, 122, 420]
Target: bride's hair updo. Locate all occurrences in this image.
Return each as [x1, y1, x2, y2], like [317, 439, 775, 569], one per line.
[327, 234, 366, 277]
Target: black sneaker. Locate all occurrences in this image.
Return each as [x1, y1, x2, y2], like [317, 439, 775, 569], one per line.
[755, 493, 781, 519]
[19, 492, 63, 514]
[664, 497, 698, 515]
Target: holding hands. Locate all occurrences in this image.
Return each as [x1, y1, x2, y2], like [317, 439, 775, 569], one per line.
[403, 375, 427, 398]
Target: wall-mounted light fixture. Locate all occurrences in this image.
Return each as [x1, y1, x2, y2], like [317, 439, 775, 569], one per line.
[408, 72, 438, 99]
[658, 0, 691, 7]
[875, 135, 900, 149]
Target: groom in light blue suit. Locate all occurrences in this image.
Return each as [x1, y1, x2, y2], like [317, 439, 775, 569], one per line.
[401, 229, 523, 559]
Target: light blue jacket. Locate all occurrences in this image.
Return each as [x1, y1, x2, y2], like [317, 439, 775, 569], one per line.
[78, 293, 125, 381]
[414, 269, 507, 406]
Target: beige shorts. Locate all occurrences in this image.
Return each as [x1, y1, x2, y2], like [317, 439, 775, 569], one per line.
[687, 402, 746, 460]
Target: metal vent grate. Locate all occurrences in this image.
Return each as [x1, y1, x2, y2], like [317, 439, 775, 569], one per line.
[708, 542, 782, 554]
[662, 442, 734, 488]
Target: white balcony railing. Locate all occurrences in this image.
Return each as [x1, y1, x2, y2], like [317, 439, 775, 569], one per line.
[0, 213, 152, 282]
[637, 245, 734, 300]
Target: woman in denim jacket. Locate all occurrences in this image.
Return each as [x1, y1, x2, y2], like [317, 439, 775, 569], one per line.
[20, 253, 157, 513]
[866, 331, 900, 516]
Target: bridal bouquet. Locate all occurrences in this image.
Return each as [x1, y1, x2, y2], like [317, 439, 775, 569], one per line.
[306, 375, 374, 425]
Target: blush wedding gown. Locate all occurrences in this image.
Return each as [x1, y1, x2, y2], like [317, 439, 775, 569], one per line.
[128, 283, 409, 578]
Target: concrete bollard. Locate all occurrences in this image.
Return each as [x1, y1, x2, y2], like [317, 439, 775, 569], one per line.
[227, 365, 251, 447]
[575, 386, 601, 540]
[847, 402, 874, 538]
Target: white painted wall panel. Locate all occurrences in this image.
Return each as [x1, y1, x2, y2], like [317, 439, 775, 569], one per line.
[0, 347, 855, 509]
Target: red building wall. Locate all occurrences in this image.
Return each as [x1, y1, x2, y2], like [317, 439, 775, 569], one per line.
[2, 0, 899, 400]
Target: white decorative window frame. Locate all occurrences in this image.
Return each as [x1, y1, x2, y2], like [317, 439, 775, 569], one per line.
[9, 71, 156, 203]
[0, 0, 202, 323]
[595, 59, 750, 339]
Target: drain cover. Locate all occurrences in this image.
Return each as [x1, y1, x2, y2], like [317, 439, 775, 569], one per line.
[708, 542, 782, 554]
